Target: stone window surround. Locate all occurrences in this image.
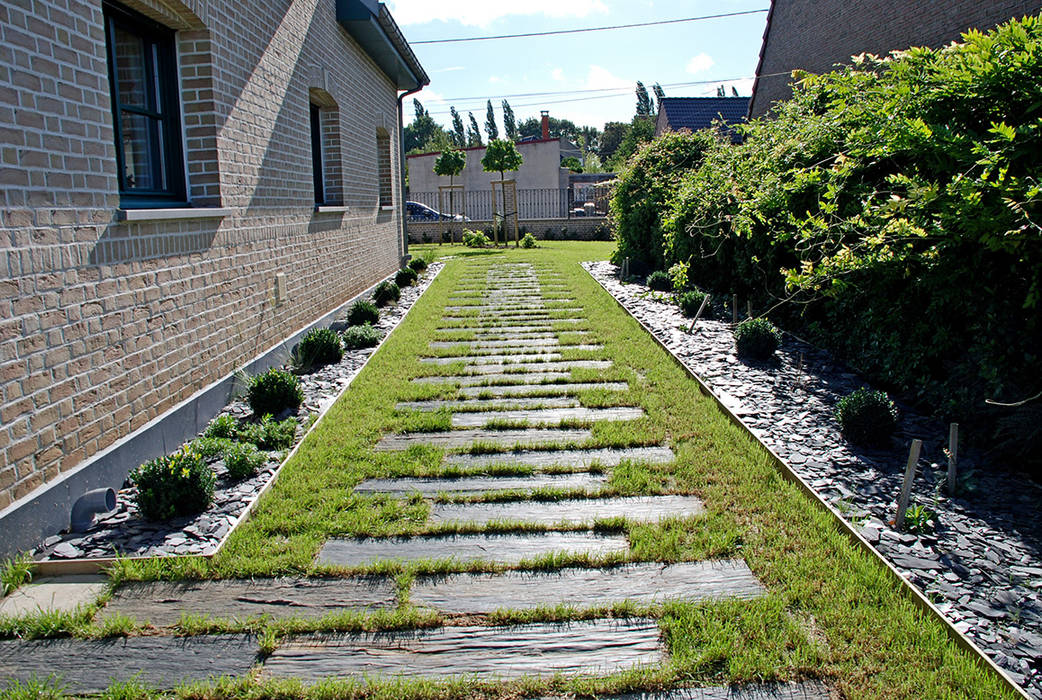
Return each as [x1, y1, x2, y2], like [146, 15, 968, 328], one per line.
[308, 87, 344, 207]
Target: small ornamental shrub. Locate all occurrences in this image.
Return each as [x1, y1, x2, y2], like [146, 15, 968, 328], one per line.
[462, 229, 490, 248]
[203, 414, 238, 440]
[131, 447, 215, 521]
[237, 414, 298, 451]
[224, 442, 266, 480]
[189, 436, 233, 459]
[734, 318, 781, 359]
[646, 270, 672, 291]
[677, 290, 708, 318]
[347, 299, 379, 326]
[668, 261, 690, 291]
[246, 368, 303, 417]
[293, 328, 343, 372]
[408, 257, 427, 273]
[835, 387, 898, 446]
[520, 232, 538, 249]
[395, 267, 418, 287]
[342, 323, 381, 349]
[373, 280, 400, 306]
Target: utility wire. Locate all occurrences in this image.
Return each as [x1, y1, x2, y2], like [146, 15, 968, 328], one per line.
[410, 9, 769, 45]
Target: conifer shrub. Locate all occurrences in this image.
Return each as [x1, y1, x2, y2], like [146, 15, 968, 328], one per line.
[347, 299, 379, 326]
[342, 323, 381, 350]
[293, 328, 343, 372]
[373, 280, 400, 306]
[836, 388, 898, 446]
[395, 267, 418, 287]
[224, 442, 267, 480]
[408, 257, 427, 273]
[734, 318, 781, 359]
[246, 368, 303, 417]
[646, 270, 672, 292]
[131, 447, 215, 521]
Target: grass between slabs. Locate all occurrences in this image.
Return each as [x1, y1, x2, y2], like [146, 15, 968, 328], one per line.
[14, 242, 1011, 699]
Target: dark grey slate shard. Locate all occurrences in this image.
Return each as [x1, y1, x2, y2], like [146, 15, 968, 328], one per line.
[452, 406, 643, 428]
[429, 495, 704, 526]
[260, 618, 662, 680]
[536, 680, 832, 699]
[445, 445, 674, 468]
[376, 428, 591, 451]
[412, 371, 571, 386]
[316, 531, 630, 567]
[396, 397, 581, 412]
[459, 381, 629, 397]
[411, 560, 765, 613]
[0, 634, 257, 694]
[354, 472, 608, 496]
[102, 578, 396, 627]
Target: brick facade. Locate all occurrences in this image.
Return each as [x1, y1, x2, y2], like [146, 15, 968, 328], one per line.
[0, 0, 418, 511]
[749, 1, 1042, 118]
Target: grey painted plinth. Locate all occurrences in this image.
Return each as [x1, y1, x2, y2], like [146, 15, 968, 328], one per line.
[261, 618, 662, 681]
[445, 445, 675, 469]
[410, 560, 765, 613]
[0, 634, 257, 693]
[451, 406, 643, 428]
[354, 472, 608, 496]
[429, 495, 705, 526]
[102, 577, 397, 627]
[316, 531, 630, 567]
[459, 381, 628, 397]
[397, 397, 580, 412]
[537, 681, 833, 700]
[375, 428, 591, 451]
[412, 371, 571, 386]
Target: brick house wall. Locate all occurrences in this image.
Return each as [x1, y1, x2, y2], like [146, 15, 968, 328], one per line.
[749, 1, 1042, 118]
[0, 0, 417, 513]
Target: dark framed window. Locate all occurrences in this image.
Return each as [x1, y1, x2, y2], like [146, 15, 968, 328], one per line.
[310, 103, 324, 205]
[103, 1, 186, 207]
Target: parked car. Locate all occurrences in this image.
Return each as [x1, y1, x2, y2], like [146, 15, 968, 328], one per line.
[406, 201, 470, 222]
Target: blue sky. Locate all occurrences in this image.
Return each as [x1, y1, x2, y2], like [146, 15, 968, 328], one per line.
[387, 0, 770, 132]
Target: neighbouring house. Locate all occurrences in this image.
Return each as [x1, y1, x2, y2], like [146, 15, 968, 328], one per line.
[0, 0, 427, 555]
[653, 96, 750, 140]
[749, 0, 1041, 118]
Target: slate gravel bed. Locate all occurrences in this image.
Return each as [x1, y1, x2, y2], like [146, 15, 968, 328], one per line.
[31, 263, 443, 563]
[585, 260, 1042, 697]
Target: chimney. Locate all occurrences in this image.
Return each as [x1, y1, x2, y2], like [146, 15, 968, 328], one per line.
[540, 110, 550, 139]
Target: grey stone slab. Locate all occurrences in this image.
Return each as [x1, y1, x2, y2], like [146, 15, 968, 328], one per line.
[413, 372, 572, 386]
[0, 575, 108, 616]
[0, 634, 257, 694]
[452, 406, 643, 428]
[317, 531, 630, 567]
[354, 472, 608, 496]
[103, 577, 396, 627]
[261, 618, 662, 680]
[411, 560, 765, 613]
[429, 339, 562, 349]
[397, 397, 581, 412]
[537, 681, 833, 699]
[459, 381, 628, 397]
[430, 495, 704, 526]
[428, 343, 603, 355]
[437, 321, 585, 332]
[420, 352, 565, 365]
[438, 360, 611, 376]
[445, 445, 675, 468]
[375, 428, 592, 451]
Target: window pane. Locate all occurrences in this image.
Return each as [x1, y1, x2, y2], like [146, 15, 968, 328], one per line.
[120, 112, 165, 190]
[113, 25, 149, 108]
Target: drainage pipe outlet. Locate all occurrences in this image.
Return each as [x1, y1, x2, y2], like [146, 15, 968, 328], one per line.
[70, 488, 117, 532]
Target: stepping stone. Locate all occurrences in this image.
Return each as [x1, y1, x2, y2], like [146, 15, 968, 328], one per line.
[0, 634, 257, 694]
[354, 472, 607, 496]
[451, 406, 643, 428]
[428, 343, 603, 354]
[0, 575, 108, 617]
[459, 381, 628, 397]
[412, 371, 572, 386]
[375, 428, 591, 451]
[102, 577, 397, 627]
[434, 360, 610, 376]
[537, 681, 833, 699]
[420, 352, 565, 364]
[429, 339, 564, 349]
[398, 397, 581, 412]
[411, 560, 765, 613]
[260, 618, 662, 681]
[445, 445, 675, 469]
[429, 495, 704, 526]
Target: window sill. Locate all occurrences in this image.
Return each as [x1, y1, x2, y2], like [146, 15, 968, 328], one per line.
[315, 205, 350, 214]
[117, 207, 234, 222]
[380, 205, 395, 211]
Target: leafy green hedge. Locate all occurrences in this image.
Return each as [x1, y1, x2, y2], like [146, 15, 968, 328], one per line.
[611, 16, 1042, 466]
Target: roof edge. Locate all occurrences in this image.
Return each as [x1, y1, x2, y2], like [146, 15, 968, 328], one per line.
[747, 0, 777, 119]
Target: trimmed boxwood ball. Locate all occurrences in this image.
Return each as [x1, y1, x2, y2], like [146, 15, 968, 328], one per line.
[395, 267, 418, 287]
[836, 387, 898, 446]
[734, 317, 781, 359]
[408, 257, 427, 273]
[373, 280, 400, 306]
[677, 290, 708, 318]
[224, 441, 266, 480]
[294, 328, 343, 371]
[246, 368, 303, 417]
[131, 447, 215, 521]
[347, 299, 379, 326]
[646, 270, 672, 291]
[342, 323, 381, 350]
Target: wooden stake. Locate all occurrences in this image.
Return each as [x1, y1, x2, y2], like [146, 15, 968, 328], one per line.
[894, 439, 922, 530]
[947, 423, 959, 496]
[688, 294, 711, 332]
[747, 300, 753, 319]
[732, 294, 738, 325]
[622, 257, 629, 279]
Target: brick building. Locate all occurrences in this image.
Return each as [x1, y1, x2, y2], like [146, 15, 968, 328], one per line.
[0, 0, 427, 553]
[749, 1, 1042, 118]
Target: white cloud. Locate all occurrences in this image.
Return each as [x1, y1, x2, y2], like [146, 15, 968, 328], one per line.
[434, 66, 466, 73]
[415, 87, 448, 108]
[551, 68, 565, 82]
[387, 0, 607, 27]
[488, 75, 503, 84]
[685, 53, 715, 75]
[584, 65, 631, 91]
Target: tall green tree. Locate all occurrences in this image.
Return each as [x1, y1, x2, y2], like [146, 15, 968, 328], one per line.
[484, 100, 499, 141]
[433, 149, 467, 224]
[609, 116, 656, 170]
[467, 112, 483, 147]
[481, 139, 523, 246]
[635, 81, 653, 117]
[599, 121, 629, 162]
[404, 98, 447, 153]
[450, 107, 466, 148]
[517, 115, 581, 142]
[502, 100, 518, 141]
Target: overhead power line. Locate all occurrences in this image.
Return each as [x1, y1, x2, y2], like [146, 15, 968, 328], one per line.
[410, 10, 769, 45]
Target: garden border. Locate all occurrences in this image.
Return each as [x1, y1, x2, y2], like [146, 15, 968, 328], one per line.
[583, 263, 1031, 700]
